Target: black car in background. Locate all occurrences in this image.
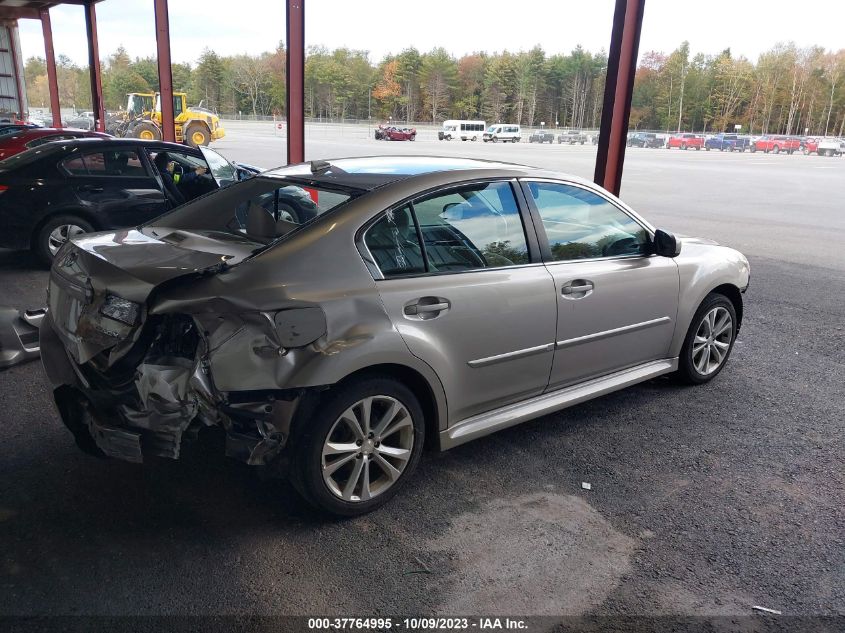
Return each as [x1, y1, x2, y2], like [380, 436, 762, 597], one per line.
[0, 138, 312, 264]
[627, 132, 663, 148]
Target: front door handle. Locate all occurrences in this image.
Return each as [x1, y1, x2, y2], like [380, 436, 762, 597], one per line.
[78, 185, 104, 193]
[561, 280, 594, 297]
[403, 297, 451, 319]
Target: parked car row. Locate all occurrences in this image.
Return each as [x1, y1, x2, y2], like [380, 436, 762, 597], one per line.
[626, 131, 845, 156]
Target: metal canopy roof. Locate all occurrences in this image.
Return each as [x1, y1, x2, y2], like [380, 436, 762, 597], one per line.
[0, 1, 103, 21]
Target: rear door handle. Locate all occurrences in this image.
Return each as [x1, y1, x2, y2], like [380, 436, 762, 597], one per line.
[561, 280, 594, 297]
[77, 185, 104, 193]
[403, 297, 451, 318]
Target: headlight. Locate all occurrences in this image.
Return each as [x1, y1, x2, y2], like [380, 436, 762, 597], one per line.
[99, 294, 141, 325]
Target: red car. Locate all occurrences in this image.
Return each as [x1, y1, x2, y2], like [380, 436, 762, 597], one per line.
[751, 135, 800, 154]
[378, 125, 416, 141]
[0, 127, 111, 160]
[667, 133, 704, 150]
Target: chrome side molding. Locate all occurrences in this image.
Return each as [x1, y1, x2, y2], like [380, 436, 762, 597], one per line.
[556, 316, 672, 349]
[440, 358, 678, 450]
[467, 342, 555, 368]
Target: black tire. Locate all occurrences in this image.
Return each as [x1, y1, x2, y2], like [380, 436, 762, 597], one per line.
[493, 136, 498, 143]
[35, 215, 94, 266]
[185, 124, 210, 148]
[289, 376, 426, 516]
[675, 292, 738, 385]
[772, 145, 780, 154]
[128, 120, 162, 141]
[275, 201, 301, 224]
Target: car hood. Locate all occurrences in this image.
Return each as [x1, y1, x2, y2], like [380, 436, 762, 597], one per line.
[677, 235, 720, 247]
[47, 228, 259, 364]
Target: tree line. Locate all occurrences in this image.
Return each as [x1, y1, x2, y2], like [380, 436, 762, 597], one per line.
[23, 41, 845, 135]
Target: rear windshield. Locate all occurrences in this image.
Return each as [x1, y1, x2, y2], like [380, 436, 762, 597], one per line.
[142, 175, 362, 253]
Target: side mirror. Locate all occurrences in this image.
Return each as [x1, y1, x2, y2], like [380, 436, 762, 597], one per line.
[653, 229, 681, 257]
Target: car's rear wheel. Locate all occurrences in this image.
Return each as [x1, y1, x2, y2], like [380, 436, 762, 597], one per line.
[675, 293, 738, 385]
[290, 376, 425, 516]
[35, 215, 94, 266]
[773, 145, 780, 154]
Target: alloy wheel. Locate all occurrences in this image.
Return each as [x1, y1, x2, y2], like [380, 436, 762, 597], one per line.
[48, 224, 86, 256]
[692, 306, 733, 376]
[321, 395, 414, 502]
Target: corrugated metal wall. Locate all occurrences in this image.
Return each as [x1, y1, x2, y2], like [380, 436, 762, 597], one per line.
[0, 24, 22, 120]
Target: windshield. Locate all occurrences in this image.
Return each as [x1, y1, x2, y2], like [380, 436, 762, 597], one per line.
[486, 125, 497, 133]
[127, 94, 151, 117]
[140, 175, 361, 255]
[200, 146, 238, 186]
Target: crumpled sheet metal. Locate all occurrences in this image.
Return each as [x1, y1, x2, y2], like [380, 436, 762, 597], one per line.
[225, 419, 286, 466]
[117, 359, 199, 460]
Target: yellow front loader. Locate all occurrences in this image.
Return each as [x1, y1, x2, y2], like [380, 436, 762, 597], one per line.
[108, 92, 225, 148]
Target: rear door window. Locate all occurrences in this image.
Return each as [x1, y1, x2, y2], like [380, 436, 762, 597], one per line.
[364, 181, 530, 278]
[61, 149, 147, 177]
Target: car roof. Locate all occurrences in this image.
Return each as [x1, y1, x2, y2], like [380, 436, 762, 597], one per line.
[264, 156, 538, 191]
[41, 137, 194, 151]
[3, 127, 101, 138]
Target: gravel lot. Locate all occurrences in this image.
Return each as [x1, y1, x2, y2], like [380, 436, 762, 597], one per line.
[1, 123, 843, 623]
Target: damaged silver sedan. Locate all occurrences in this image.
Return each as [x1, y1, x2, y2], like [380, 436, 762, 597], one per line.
[41, 156, 750, 515]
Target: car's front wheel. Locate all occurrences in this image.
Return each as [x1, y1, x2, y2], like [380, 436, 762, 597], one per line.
[676, 293, 738, 384]
[35, 215, 94, 266]
[290, 376, 425, 516]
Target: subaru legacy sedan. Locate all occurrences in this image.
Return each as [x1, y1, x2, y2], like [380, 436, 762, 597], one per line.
[40, 156, 750, 516]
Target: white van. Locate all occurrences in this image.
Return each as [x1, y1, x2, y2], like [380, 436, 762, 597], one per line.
[439, 120, 486, 141]
[482, 124, 521, 143]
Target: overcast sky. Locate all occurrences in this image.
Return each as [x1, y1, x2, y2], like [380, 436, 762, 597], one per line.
[17, 0, 845, 67]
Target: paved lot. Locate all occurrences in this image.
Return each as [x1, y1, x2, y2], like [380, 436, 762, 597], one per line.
[1, 124, 843, 621]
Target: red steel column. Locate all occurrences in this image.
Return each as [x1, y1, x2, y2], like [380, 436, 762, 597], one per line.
[84, 2, 105, 132]
[40, 8, 62, 128]
[594, 0, 646, 196]
[286, 0, 305, 164]
[153, 0, 175, 142]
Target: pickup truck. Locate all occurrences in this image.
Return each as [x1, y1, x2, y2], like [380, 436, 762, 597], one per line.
[667, 133, 704, 150]
[704, 134, 750, 152]
[803, 137, 845, 157]
[528, 130, 555, 143]
[751, 135, 800, 154]
[557, 130, 587, 144]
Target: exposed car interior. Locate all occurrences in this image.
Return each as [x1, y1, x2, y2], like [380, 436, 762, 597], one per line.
[366, 182, 530, 276]
[149, 150, 217, 205]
